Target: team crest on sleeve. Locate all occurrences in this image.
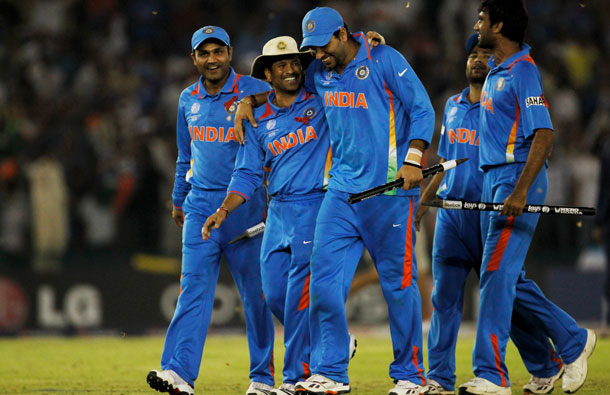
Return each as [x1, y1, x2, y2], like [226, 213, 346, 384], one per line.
[305, 20, 316, 32]
[495, 77, 505, 91]
[303, 107, 317, 118]
[355, 65, 370, 80]
[191, 102, 200, 113]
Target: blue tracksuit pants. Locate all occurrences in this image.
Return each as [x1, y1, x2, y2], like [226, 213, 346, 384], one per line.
[474, 164, 587, 387]
[260, 192, 325, 385]
[309, 189, 425, 385]
[160, 187, 275, 387]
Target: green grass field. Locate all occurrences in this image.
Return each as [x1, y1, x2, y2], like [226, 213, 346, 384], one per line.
[2, 329, 608, 394]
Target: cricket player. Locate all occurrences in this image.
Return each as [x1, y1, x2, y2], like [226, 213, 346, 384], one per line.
[419, 34, 569, 395]
[146, 26, 275, 395]
[291, 7, 434, 395]
[458, 1, 596, 394]
[202, 35, 330, 395]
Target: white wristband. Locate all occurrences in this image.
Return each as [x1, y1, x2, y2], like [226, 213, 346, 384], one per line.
[404, 148, 423, 164]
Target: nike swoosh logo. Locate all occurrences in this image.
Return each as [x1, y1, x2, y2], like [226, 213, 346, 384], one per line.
[398, 68, 408, 77]
[392, 224, 401, 227]
[303, 240, 312, 244]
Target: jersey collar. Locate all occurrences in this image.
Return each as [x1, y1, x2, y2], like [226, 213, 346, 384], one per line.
[191, 68, 240, 99]
[488, 43, 531, 70]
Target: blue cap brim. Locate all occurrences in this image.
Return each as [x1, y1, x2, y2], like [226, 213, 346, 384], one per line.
[300, 32, 333, 50]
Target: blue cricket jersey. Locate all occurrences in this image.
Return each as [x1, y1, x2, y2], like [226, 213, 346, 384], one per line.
[479, 44, 553, 170]
[228, 88, 331, 199]
[172, 69, 271, 208]
[304, 33, 434, 196]
[437, 87, 483, 202]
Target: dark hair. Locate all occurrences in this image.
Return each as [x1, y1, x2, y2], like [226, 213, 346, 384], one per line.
[480, 0, 528, 43]
[332, 23, 357, 43]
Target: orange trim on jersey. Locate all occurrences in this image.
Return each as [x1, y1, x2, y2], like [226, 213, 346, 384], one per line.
[228, 190, 249, 201]
[263, 166, 271, 172]
[190, 82, 201, 98]
[412, 346, 426, 385]
[401, 197, 414, 289]
[551, 349, 563, 370]
[491, 333, 508, 387]
[506, 99, 520, 160]
[487, 216, 515, 272]
[269, 349, 274, 377]
[231, 74, 242, 93]
[453, 93, 462, 102]
[354, 32, 372, 60]
[508, 54, 536, 72]
[258, 101, 276, 121]
[179, 274, 183, 294]
[298, 273, 311, 311]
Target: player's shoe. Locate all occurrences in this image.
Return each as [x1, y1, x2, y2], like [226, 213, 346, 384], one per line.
[562, 329, 597, 393]
[294, 374, 351, 394]
[425, 378, 455, 394]
[457, 377, 510, 395]
[147, 370, 194, 395]
[349, 332, 357, 360]
[388, 379, 426, 395]
[522, 365, 564, 394]
[246, 381, 274, 395]
[271, 383, 296, 395]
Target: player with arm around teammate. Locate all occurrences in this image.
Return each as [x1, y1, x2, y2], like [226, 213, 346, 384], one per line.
[458, 2, 596, 394]
[146, 26, 275, 395]
[418, 34, 569, 395]
[202, 35, 333, 395]
[291, 7, 435, 395]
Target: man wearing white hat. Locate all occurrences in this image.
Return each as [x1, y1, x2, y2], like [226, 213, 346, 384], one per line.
[203, 36, 332, 395]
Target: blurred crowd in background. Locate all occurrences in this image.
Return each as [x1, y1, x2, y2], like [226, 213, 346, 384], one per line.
[0, 0, 608, 273]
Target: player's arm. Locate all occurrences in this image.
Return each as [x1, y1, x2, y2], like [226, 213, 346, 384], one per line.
[502, 128, 553, 216]
[172, 98, 193, 228]
[397, 139, 426, 190]
[234, 92, 270, 143]
[415, 159, 445, 231]
[202, 193, 245, 240]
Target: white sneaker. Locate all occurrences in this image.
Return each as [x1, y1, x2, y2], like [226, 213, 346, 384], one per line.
[457, 377, 510, 395]
[294, 374, 351, 394]
[147, 370, 194, 395]
[349, 332, 358, 360]
[388, 379, 426, 395]
[271, 383, 296, 395]
[426, 378, 455, 394]
[246, 382, 274, 395]
[523, 365, 564, 394]
[562, 329, 597, 393]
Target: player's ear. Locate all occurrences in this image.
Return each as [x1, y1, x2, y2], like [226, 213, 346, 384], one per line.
[227, 46, 233, 61]
[191, 52, 197, 65]
[492, 21, 503, 35]
[264, 68, 272, 83]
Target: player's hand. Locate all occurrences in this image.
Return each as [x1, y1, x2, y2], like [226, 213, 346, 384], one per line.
[235, 101, 256, 144]
[202, 210, 228, 240]
[172, 208, 185, 228]
[414, 203, 429, 232]
[501, 189, 527, 216]
[366, 31, 385, 47]
[397, 164, 423, 190]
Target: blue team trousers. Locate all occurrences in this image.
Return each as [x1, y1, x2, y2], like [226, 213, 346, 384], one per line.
[160, 187, 275, 387]
[309, 189, 425, 384]
[427, 208, 563, 391]
[260, 192, 325, 384]
[474, 164, 587, 387]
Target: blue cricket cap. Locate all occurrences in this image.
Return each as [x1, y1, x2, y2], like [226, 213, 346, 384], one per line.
[466, 33, 479, 55]
[191, 26, 230, 51]
[300, 7, 344, 50]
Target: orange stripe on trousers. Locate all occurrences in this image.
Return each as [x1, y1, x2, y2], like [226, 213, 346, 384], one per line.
[412, 345, 426, 385]
[491, 333, 508, 387]
[487, 216, 515, 272]
[298, 273, 311, 311]
[401, 197, 414, 289]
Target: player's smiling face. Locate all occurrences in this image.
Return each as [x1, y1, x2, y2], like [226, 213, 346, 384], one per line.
[192, 41, 233, 84]
[310, 31, 348, 70]
[474, 11, 496, 50]
[265, 55, 303, 94]
[466, 46, 492, 84]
